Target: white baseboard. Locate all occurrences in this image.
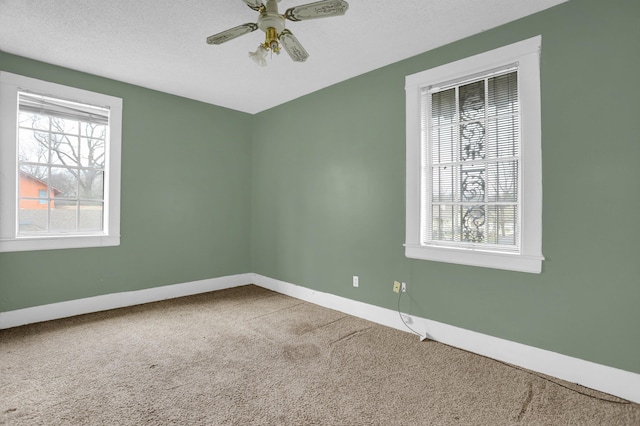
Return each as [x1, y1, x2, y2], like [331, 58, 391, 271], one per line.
[2, 272, 638, 403]
[252, 273, 640, 404]
[0, 273, 253, 329]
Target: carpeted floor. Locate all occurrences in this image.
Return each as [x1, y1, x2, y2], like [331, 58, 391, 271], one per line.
[1, 285, 638, 425]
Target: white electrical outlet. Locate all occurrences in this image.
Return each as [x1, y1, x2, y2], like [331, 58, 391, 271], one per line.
[353, 276, 359, 287]
[401, 282, 407, 292]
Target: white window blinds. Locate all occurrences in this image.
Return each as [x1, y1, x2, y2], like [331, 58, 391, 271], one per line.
[422, 69, 520, 250]
[18, 92, 109, 125]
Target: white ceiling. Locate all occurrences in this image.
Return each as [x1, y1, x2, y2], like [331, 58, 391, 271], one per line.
[0, 0, 567, 114]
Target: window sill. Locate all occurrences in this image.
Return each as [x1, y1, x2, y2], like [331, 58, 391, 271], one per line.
[0, 235, 120, 253]
[404, 244, 543, 274]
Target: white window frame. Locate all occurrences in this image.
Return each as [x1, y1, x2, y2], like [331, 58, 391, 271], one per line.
[0, 72, 122, 252]
[405, 36, 543, 273]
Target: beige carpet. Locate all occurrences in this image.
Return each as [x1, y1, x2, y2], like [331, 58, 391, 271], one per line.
[1, 285, 638, 425]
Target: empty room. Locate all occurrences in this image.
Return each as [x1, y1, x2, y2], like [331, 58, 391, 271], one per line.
[1, 0, 639, 424]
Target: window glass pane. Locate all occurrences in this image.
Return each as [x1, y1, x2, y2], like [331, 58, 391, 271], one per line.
[18, 129, 49, 164]
[18, 164, 51, 234]
[80, 118, 108, 134]
[431, 88, 456, 126]
[487, 116, 519, 159]
[460, 165, 485, 203]
[432, 166, 455, 203]
[18, 207, 48, 233]
[80, 137, 106, 168]
[50, 202, 78, 232]
[488, 72, 518, 117]
[57, 117, 80, 134]
[50, 166, 78, 198]
[50, 133, 79, 167]
[79, 170, 104, 200]
[79, 201, 104, 231]
[461, 205, 485, 243]
[19, 111, 49, 131]
[460, 122, 486, 161]
[19, 164, 49, 184]
[486, 205, 517, 246]
[431, 125, 455, 164]
[487, 162, 518, 203]
[459, 81, 485, 121]
[80, 121, 106, 137]
[431, 205, 455, 242]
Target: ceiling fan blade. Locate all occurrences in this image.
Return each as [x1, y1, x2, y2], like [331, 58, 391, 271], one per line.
[241, 0, 264, 12]
[206, 23, 258, 45]
[284, 0, 348, 22]
[279, 30, 309, 62]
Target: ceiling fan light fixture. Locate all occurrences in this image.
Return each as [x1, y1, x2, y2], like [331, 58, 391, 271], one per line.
[208, 0, 349, 65]
[249, 45, 268, 66]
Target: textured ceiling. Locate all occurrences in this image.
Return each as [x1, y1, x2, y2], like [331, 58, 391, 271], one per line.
[0, 0, 567, 114]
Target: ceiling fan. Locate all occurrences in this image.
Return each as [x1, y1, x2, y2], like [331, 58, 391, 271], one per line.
[206, 0, 349, 66]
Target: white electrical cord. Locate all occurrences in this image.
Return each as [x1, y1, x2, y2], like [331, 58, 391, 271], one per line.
[397, 289, 423, 338]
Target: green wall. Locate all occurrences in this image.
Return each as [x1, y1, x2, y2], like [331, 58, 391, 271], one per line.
[0, 53, 253, 310]
[2, 0, 639, 376]
[251, 0, 640, 374]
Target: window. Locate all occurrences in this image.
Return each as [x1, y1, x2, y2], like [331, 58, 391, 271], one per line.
[0, 72, 122, 252]
[38, 189, 47, 205]
[404, 36, 543, 273]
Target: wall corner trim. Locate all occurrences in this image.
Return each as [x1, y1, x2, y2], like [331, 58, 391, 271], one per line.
[251, 273, 640, 404]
